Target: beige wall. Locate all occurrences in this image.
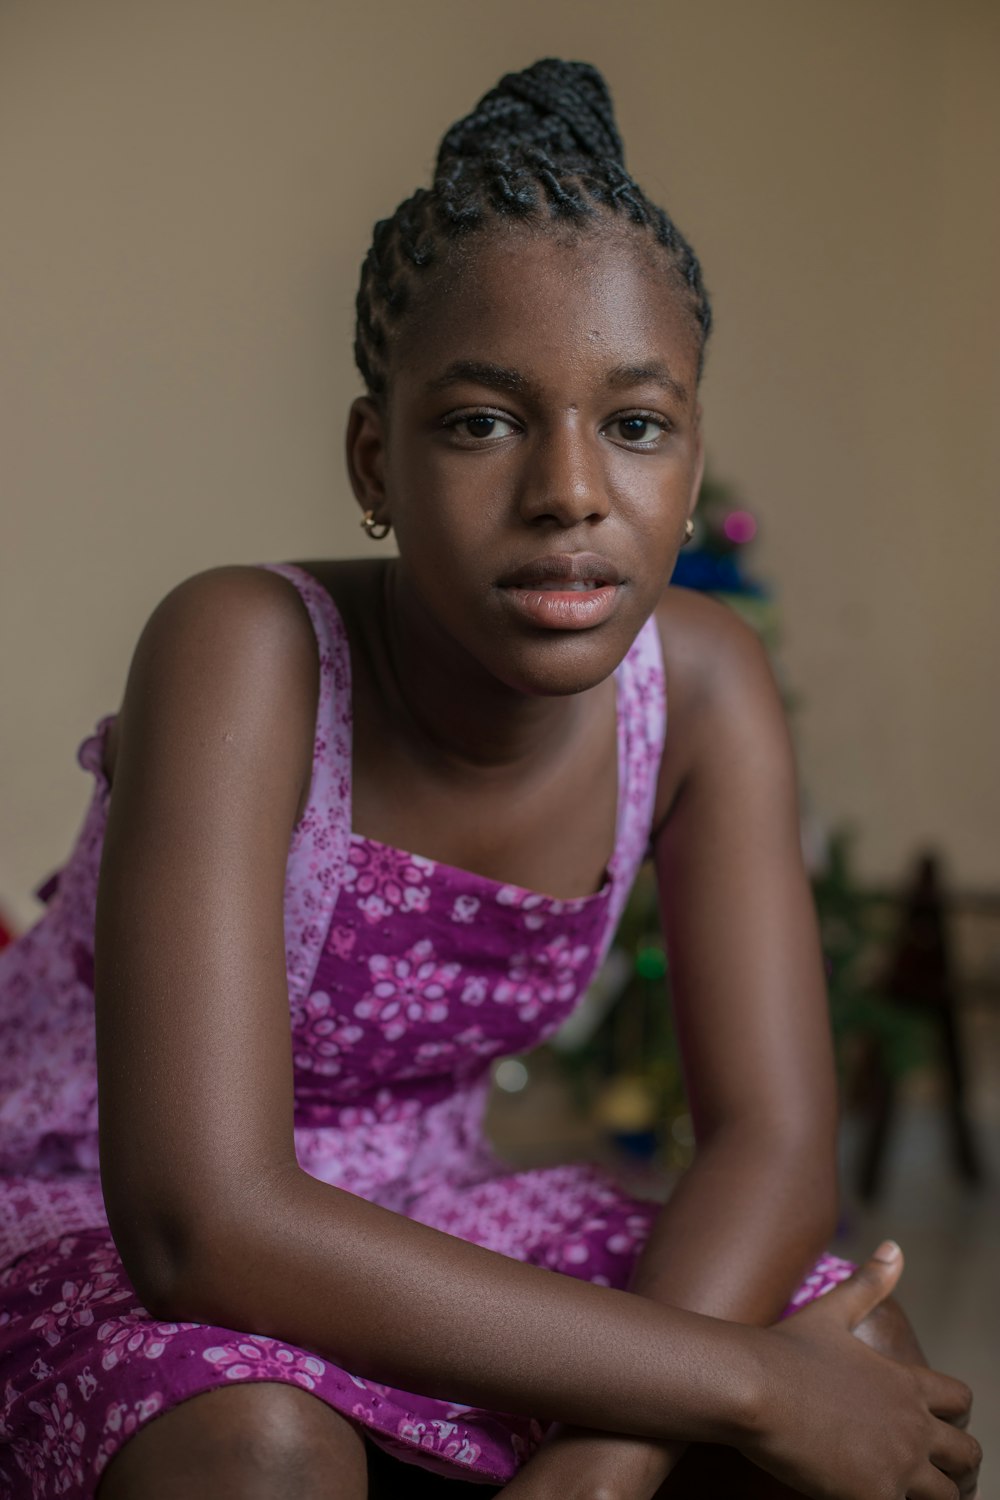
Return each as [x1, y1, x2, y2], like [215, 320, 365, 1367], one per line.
[2, 0, 998, 928]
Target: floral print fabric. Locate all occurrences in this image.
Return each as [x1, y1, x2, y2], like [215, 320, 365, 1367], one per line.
[0, 565, 854, 1494]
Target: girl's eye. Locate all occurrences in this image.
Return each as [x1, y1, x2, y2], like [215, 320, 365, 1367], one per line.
[608, 415, 667, 445]
[446, 413, 518, 442]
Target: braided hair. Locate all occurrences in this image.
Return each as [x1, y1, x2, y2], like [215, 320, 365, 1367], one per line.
[354, 58, 712, 399]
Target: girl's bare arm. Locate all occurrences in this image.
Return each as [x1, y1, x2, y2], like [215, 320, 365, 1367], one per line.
[94, 567, 975, 1493]
[502, 593, 841, 1496]
[648, 588, 841, 1296]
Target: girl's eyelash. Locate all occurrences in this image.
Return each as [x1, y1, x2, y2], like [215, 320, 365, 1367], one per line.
[439, 408, 672, 442]
[606, 411, 672, 443]
[613, 408, 668, 425]
[441, 407, 516, 429]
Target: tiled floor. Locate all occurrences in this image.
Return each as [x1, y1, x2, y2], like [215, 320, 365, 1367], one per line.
[486, 994, 999, 1489]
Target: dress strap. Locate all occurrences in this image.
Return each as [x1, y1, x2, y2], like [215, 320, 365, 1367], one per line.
[605, 612, 667, 937]
[256, 563, 353, 1012]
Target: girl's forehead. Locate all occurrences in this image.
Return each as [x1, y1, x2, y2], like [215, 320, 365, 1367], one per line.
[392, 227, 700, 396]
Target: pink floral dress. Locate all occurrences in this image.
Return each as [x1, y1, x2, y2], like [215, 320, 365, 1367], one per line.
[0, 564, 853, 1495]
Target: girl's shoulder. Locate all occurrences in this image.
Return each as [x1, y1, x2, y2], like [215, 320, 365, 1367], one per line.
[650, 584, 786, 827]
[100, 561, 352, 800]
[653, 583, 771, 707]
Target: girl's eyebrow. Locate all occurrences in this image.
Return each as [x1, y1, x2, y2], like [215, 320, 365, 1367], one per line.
[606, 361, 689, 403]
[424, 357, 689, 404]
[425, 360, 530, 396]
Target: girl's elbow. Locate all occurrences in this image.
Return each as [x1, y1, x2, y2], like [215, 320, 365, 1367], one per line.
[103, 1183, 243, 1324]
[105, 1215, 192, 1321]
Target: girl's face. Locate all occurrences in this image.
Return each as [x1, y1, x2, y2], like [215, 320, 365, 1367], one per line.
[347, 224, 705, 697]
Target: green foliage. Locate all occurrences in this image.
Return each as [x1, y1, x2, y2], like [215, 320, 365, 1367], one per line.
[539, 829, 933, 1171]
[814, 828, 935, 1081]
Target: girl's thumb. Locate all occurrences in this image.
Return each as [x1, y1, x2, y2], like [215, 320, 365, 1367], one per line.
[832, 1241, 904, 1329]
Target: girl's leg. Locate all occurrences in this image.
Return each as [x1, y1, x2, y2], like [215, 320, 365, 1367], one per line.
[364, 1440, 503, 1498]
[96, 1381, 369, 1500]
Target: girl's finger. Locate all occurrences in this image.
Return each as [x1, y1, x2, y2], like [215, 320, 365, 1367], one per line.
[906, 1463, 964, 1500]
[916, 1368, 974, 1423]
[928, 1417, 982, 1480]
[816, 1241, 904, 1330]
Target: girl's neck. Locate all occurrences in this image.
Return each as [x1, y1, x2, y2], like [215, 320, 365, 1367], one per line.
[377, 558, 594, 778]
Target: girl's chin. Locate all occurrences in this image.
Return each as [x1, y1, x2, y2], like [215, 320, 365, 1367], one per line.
[483, 632, 632, 699]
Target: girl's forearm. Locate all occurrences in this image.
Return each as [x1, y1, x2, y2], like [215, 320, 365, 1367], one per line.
[627, 1126, 839, 1318]
[506, 1129, 837, 1497]
[619, 1130, 837, 1482]
[153, 1161, 766, 1447]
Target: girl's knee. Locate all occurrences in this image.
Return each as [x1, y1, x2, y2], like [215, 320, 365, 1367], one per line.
[852, 1292, 926, 1363]
[97, 1381, 368, 1498]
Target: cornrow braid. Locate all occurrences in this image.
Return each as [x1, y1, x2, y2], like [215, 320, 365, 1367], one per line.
[354, 59, 711, 398]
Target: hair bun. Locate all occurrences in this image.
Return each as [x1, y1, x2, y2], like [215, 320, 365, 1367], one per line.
[436, 58, 625, 174]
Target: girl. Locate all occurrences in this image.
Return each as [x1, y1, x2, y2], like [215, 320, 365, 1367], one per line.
[0, 58, 981, 1500]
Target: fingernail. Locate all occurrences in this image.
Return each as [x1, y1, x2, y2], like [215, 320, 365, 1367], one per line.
[872, 1240, 900, 1262]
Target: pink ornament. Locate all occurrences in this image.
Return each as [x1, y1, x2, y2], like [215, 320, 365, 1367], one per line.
[722, 509, 757, 545]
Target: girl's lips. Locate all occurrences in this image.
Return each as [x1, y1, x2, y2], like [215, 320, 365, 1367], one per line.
[499, 583, 621, 630]
[497, 551, 622, 590]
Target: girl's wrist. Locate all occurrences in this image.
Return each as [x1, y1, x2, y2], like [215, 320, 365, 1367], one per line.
[695, 1321, 771, 1447]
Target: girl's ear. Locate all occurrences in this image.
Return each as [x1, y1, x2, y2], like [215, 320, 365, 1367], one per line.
[345, 396, 389, 523]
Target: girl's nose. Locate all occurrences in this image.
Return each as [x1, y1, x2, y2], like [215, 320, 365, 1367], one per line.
[516, 425, 611, 528]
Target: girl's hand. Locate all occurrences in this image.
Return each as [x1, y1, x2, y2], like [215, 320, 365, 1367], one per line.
[740, 1243, 981, 1500]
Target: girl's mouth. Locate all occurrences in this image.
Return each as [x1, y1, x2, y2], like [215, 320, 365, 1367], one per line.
[532, 580, 603, 591]
[498, 582, 621, 630]
[497, 550, 622, 591]
[496, 552, 624, 630]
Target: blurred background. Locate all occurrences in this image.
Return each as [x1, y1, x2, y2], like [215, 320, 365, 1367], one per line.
[2, 0, 997, 1465]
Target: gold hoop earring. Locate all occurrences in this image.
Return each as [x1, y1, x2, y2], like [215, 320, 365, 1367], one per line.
[683, 519, 695, 545]
[360, 510, 391, 541]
